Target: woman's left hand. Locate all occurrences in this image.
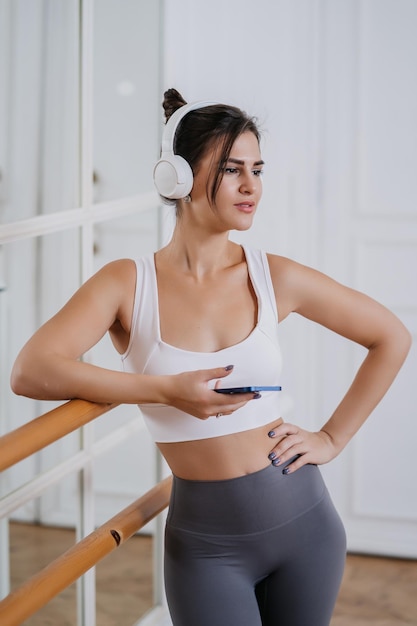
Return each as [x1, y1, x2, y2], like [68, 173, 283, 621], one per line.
[267, 422, 340, 474]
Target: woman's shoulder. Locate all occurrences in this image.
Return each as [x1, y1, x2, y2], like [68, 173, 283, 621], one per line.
[93, 257, 137, 284]
[263, 252, 319, 321]
[265, 252, 303, 278]
[265, 252, 334, 296]
[83, 258, 138, 306]
[91, 259, 140, 343]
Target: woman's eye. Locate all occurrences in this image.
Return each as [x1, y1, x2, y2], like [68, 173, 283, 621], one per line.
[222, 166, 264, 176]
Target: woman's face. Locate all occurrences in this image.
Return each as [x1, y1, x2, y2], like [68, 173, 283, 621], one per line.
[185, 131, 264, 233]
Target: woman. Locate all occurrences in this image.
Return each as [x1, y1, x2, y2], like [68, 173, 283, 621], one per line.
[11, 88, 411, 625]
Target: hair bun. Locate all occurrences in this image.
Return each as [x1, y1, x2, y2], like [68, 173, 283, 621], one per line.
[162, 88, 187, 122]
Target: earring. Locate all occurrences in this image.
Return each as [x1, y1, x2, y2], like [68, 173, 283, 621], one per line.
[183, 194, 191, 203]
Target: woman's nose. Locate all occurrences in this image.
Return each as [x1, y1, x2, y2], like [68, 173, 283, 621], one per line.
[239, 172, 256, 194]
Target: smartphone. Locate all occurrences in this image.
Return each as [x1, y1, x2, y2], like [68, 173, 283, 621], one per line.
[215, 386, 282, 394]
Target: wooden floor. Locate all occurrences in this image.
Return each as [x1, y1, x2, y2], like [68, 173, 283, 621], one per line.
[7, 522, 417, 625]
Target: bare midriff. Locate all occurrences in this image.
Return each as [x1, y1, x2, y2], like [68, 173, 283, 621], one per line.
[157, 416, 284, 481]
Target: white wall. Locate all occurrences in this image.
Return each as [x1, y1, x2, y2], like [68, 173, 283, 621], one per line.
[162, 0, 417, 557]
[163, 0, 319, 258]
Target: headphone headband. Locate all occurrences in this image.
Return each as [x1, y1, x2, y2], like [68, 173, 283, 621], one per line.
[160, 100, 219, 154]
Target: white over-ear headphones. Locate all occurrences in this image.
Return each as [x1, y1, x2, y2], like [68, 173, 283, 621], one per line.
[153, 101, 218, 200]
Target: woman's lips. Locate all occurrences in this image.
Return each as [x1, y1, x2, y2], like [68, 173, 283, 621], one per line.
[235, 202, 255, 213]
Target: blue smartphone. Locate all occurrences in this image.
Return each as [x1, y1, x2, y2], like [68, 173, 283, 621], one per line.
[215, 386, 282, 394]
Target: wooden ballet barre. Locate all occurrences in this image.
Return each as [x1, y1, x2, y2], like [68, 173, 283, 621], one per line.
[0, 475, 173, 625]
[0, 399, 118, 472]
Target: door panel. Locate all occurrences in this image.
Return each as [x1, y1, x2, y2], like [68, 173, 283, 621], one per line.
[319, 0, 417, 556]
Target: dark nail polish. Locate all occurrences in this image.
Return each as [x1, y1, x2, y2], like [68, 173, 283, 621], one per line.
[225, 364, 234, 371]
[268, 452, 277, 460]
[272, 458, 281, 467]
[268, 430, 276, 438]
[282, 467, 290, 475]
[253, 392, 261, 399]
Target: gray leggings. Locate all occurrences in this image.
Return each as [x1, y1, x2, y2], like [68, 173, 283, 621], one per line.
[164, 460, 346, 626]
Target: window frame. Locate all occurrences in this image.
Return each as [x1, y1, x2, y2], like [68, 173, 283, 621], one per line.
[0, 1, 166, 623]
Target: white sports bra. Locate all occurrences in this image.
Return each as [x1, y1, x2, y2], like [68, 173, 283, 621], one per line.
[121, 246, 283, 443]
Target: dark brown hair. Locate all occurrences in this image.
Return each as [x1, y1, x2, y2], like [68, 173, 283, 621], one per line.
[161, 88, 261, 209]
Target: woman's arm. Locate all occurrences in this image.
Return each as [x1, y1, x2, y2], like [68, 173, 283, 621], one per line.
[267, 255, 411, 472]
[10, 259, 253, 418]
[11, 259, 138, 402]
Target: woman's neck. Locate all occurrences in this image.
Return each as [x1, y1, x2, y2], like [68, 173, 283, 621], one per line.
[158, 231, 242, 279]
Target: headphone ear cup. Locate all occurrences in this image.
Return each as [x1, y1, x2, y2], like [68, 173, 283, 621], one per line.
[153, 153, 194, 199]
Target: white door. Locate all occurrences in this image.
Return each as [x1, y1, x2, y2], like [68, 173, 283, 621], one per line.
[317, 0, 417, 557]
[163, 0, 417, 558]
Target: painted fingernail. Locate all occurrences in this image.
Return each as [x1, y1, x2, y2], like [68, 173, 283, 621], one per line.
[268, 430, 276, 438]
[253, 392, 261, 399]
[282, 467, 291, 475]
[268, 452, 277, 460]
[225, 365, 234, 371]
[272, 458, 281, 467]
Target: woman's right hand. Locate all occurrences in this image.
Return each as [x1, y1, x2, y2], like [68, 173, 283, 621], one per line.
[162, 366, 258, 420]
